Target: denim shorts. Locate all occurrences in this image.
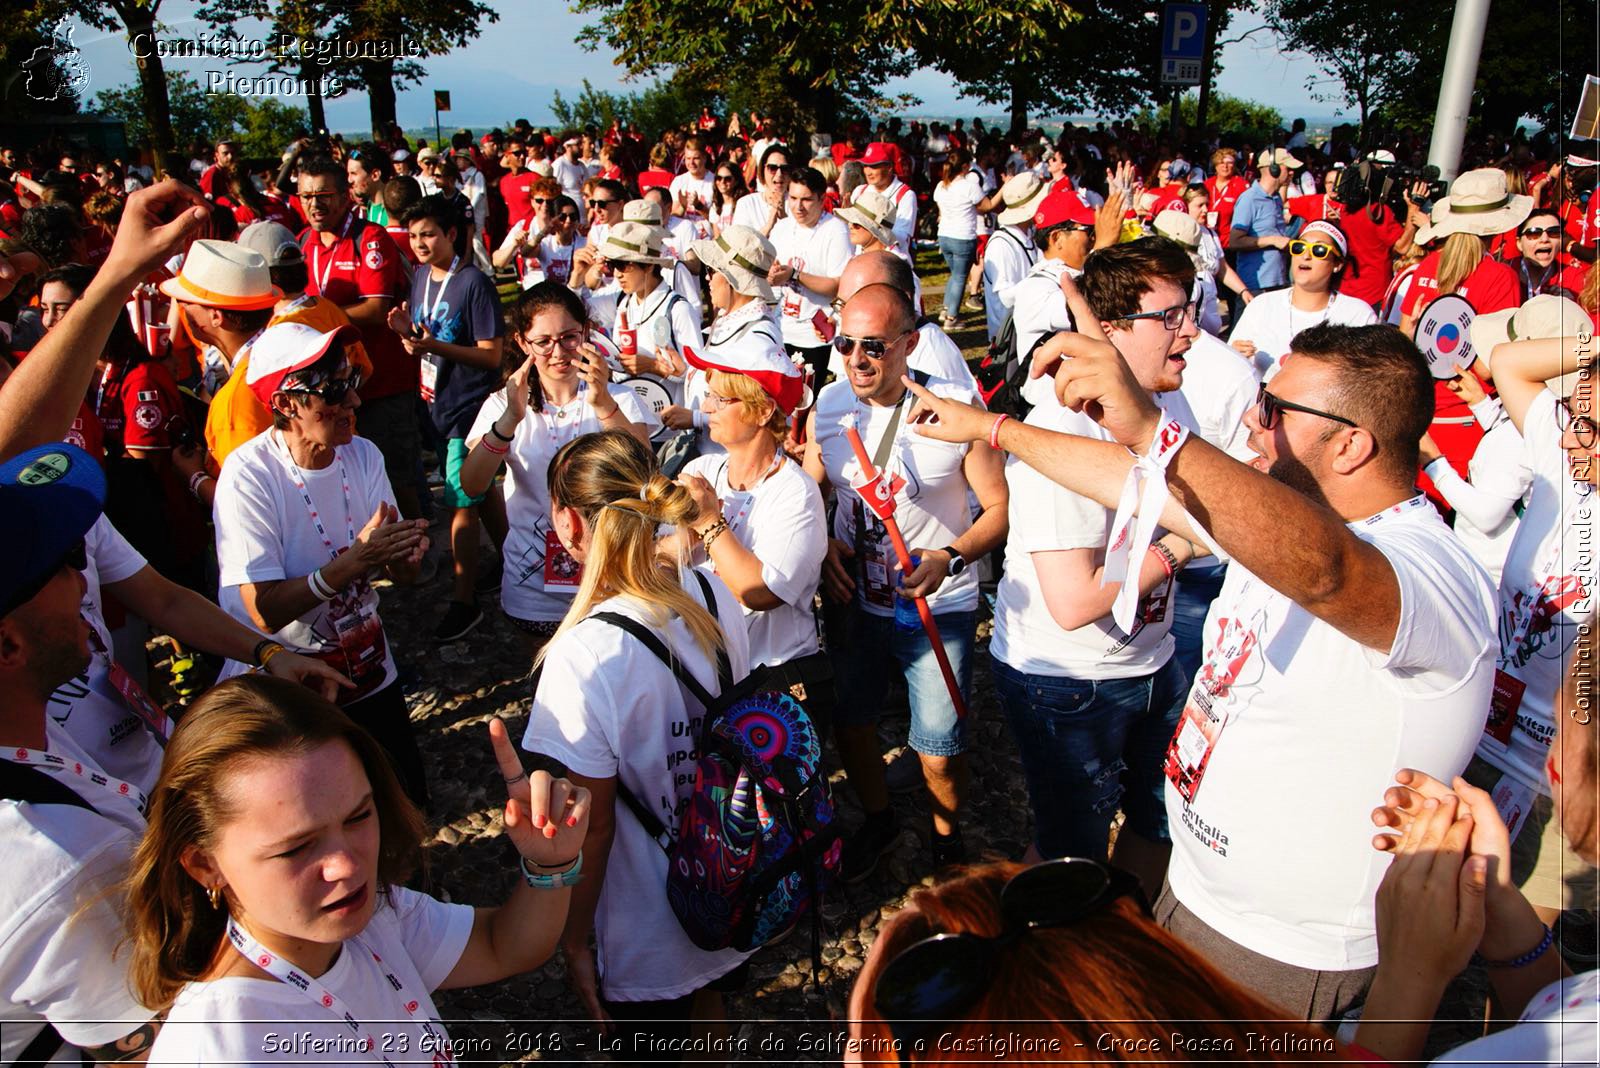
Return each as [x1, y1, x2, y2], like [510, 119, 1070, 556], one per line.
[830, 607, 975, 757]
[991, 654, 1189, 858]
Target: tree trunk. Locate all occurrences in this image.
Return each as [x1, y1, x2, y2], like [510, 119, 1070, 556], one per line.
[301, 55, 327, 134]
[119, 2, 174, 177]
[361, 57, 398, 141]
[1009, 62, 1027, 137]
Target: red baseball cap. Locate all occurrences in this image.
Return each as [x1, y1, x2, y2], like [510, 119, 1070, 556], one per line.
[1033, 186, 1096, 229]
[682, 343, 809, 415]
[246, 322, 360, 406]
[859, 142, 895, 167]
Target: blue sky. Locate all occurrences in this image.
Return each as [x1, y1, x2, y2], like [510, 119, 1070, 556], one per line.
[57, 2, 1350, 132]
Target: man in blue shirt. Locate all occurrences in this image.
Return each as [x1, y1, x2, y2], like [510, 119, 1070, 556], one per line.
[1230, 150, 1295, 293]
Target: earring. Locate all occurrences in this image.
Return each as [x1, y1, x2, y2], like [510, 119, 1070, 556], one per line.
[206, 885, 221, 909]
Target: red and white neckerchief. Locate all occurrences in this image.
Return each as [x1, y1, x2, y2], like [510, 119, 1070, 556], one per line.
[227, 918, 454, 1067]
[3, 746, 148, 815]
[310, 212, 356, 294]
[281, 434, 357, 564]
[1104, 412, 1190, 635]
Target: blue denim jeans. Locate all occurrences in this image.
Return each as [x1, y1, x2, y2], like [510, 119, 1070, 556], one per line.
[830, 608, 976, 757]
[937, 236, 977, 318]
[1172, 565, 1228, 681]
[991, 654, 1189, 859]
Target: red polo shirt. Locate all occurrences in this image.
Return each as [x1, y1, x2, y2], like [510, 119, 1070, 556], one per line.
[1206, 175, 1249, 248]
[298, 212, 413, 401]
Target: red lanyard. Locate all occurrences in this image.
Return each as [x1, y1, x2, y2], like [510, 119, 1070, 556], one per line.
[310, 214, 354, 294]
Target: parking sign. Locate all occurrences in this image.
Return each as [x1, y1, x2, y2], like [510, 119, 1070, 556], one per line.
[1161, 2, 1207, 86]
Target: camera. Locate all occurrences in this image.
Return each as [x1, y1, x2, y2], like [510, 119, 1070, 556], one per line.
[1337, 160, 1448, 217]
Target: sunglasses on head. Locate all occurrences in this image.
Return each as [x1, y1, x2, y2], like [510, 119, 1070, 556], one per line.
[1521, 225, 1563, 239]
[873, 859, 1145, 1051]
[1255, 384, 1357, 431]
[1288, 239, 1338, 259]
[286, 370, 363, 406]
[832, 331, 908, 359]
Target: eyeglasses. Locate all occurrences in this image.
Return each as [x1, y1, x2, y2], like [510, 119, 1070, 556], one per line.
[703, 392, 743, 411]
[1255, 385, 1357, 431]
[1288, 240, 1338, 259]
[872, 858, 1144, 1049]
[1520, 225, 1563, 240]
[298, 190, 341, 203]
[832, 331, 909, 359]
[1118, 300, 1198, 331]
[588, 198, 617, 208]
[1557, 397, 1598, 450]
[524, 329, 584, 355]
[286, 372, 362, 406]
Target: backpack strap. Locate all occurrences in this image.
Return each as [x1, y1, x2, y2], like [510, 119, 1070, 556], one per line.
[590, 611, 718, 709]
[0, 761, 98, 814]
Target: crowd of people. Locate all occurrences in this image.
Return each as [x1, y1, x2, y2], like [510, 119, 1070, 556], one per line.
[0, 100, 1596, 1065]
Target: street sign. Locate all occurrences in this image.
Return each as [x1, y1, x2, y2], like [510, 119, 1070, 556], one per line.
[1160, 2, 1207, 86]
[434, 89, 451, 112]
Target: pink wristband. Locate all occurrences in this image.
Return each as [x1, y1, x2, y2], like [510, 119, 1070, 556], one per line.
[989, 413, 1009, 450]
[480, 437, 510, 456]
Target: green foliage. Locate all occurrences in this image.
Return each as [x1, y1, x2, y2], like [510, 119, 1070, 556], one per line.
[1136, 92, 1284, 143]
[550, 76, 715, 138]
[94, 73, 308, 157]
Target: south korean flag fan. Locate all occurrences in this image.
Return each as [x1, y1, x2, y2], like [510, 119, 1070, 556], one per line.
[129, 676, 589, 1067]
[215, 323, 432, 804]
[1458, 301, 1600, 928]
[583, 220, 704, 434]
[458, 283, 657, 652]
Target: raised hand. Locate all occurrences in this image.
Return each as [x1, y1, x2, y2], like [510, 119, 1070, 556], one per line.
[487, 717, 591, 869]
[903, 375, 993, 446]
[101, 180, 212, 285]
[504, 353, 536, 424]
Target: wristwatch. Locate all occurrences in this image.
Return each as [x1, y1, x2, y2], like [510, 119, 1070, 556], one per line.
[940, 546, 967, 576]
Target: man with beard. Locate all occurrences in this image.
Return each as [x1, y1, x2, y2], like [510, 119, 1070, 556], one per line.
[904, 318, 1496, 1021]
[1506, 209, 1589, 302]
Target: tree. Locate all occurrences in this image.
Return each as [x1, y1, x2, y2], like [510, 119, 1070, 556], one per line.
[1136, 91, 1283, 145]
[550, 76, 713, 138]
[1261, 0, 1418, 137]
[95, 73, 308, 160]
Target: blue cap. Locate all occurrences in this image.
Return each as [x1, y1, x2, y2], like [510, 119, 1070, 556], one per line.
[0, 444, 105, 618]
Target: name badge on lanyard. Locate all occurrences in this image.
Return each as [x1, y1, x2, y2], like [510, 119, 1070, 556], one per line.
[1164, 592, 1264, 803]
[543, 529, 582, 593]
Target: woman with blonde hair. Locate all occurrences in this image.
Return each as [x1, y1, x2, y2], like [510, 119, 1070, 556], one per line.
[127, 674, 589, 1065]
[521, 429, 754, 1045]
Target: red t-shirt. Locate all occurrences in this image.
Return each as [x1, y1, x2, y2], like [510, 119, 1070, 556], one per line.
[636, 168, 674, 193]
[1206, 175, 1248, 248]
[64, 402, 105, 464]
[1335, 202, 1404, 307]
[1286, 193, 1332, 223]
[95, 359, 187, 455]
[1401, 251, 1520, 319]
[500, 171, 537, 230]
[1152, 183, 1189, 214]
[298, 213, 414, 401]
[385, 224, 420, 266]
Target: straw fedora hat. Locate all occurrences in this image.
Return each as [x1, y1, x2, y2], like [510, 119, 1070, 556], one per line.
[1416, 168, 1534, 245]
[996, 171, 1047, 225]
[158, 239, 281, 310]
[690, 225, 777, 303]
[596, 221, 672, 266]
[835, 188, 898, 248]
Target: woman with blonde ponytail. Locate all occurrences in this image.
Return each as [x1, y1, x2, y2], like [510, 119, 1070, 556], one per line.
[521, 428, 755, 1047]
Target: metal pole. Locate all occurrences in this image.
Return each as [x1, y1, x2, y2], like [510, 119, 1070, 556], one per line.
[434, 105, 442, 150]
[1426, 0, 1492, 182]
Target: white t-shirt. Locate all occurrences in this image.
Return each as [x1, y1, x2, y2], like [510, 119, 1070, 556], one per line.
[552, 156, 588, 200]
[1174, 331, 1259, 464]
[1425, 400, 1532, 586]
[851, 179, 918, 251]
[214, 432, 398, 695]
[47, 516, 165, 794]
[668, 171, 715, 214]
[1431, 969, 1598, 1066]
[1196, 227, 1226, 336]
[770, 214, 852, 348]
[991, 394, 1200, 679]
[1476, 391, 1596, 797]
[933, 172, 985, 240]
[683, 453, 826, 667]
[813, 376, 984, 617]
[657, 216, 707, 329]
[730, 192, 778, 235]
[535, 234, 584, 288]
[1013, 259, 1079, 409]
[1, 753, 148, 1065]
[1229, 289, 1378, 378]
[982, 226, 1039, 340]
[467, 385, 656, 623]
[147, 888, 474, 1067]
[522, 571, 755, 1002]
[1166, 497, 1497, 970]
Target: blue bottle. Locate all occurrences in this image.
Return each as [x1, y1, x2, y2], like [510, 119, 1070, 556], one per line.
[894, 553, 922, 633]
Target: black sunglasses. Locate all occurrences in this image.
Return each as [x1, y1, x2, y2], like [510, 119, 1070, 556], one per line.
[1255, 385, 1357, 430]
[558, 211, 579, 221]
[832, 331, 908, 359]
[287, 371, 363, 407]
[588, 198, 616, 208]
[1520, 225, 1563, 239]
[873, 859, 1144, 1050]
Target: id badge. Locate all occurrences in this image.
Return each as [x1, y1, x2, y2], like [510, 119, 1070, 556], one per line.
[861, 541, 896, 609]
[330, 600, 384, 680]
[106, 658, 169, 740]
[1140, 578, 1173, 625]
[542, 528, 582, 593]
[419, 356, 439, 403]
[782, 289, 803, 318]
[1488, 770, 1535, 842]
[1164, 687, 1226, 803]
[1484, 669, 1526, 746]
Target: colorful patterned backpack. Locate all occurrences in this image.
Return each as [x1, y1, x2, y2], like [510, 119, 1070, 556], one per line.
[596, 573, 841, 953]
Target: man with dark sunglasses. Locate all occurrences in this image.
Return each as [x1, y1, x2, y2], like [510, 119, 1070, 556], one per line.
[908, 320, 1495, 1021]
[803, 283, 1008, 880]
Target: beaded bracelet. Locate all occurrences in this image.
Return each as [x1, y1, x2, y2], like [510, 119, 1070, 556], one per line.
[698, 516, 730, 550]
[519, 852, 583, 889]
[1472, 924, 1553, 969]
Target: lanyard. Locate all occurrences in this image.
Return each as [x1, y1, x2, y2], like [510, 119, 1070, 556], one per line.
[419, 255, 460, 326]
[281, 435, 356, 564]
[539, 382, 590, 453]
[226, 918, 453, 1068]
[4, 746, 148, 815]
[717, 451, 785, 531]
[311, 213, 355, 294]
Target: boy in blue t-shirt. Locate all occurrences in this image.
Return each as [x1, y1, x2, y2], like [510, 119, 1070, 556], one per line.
[387, 194, 505, 640]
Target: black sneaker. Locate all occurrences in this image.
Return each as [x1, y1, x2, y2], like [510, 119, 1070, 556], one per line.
[474, 557, 503, 594]
[930, 824, 967, 873]
[841, 812, 898, 884]
[433, 601, 483, 642]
